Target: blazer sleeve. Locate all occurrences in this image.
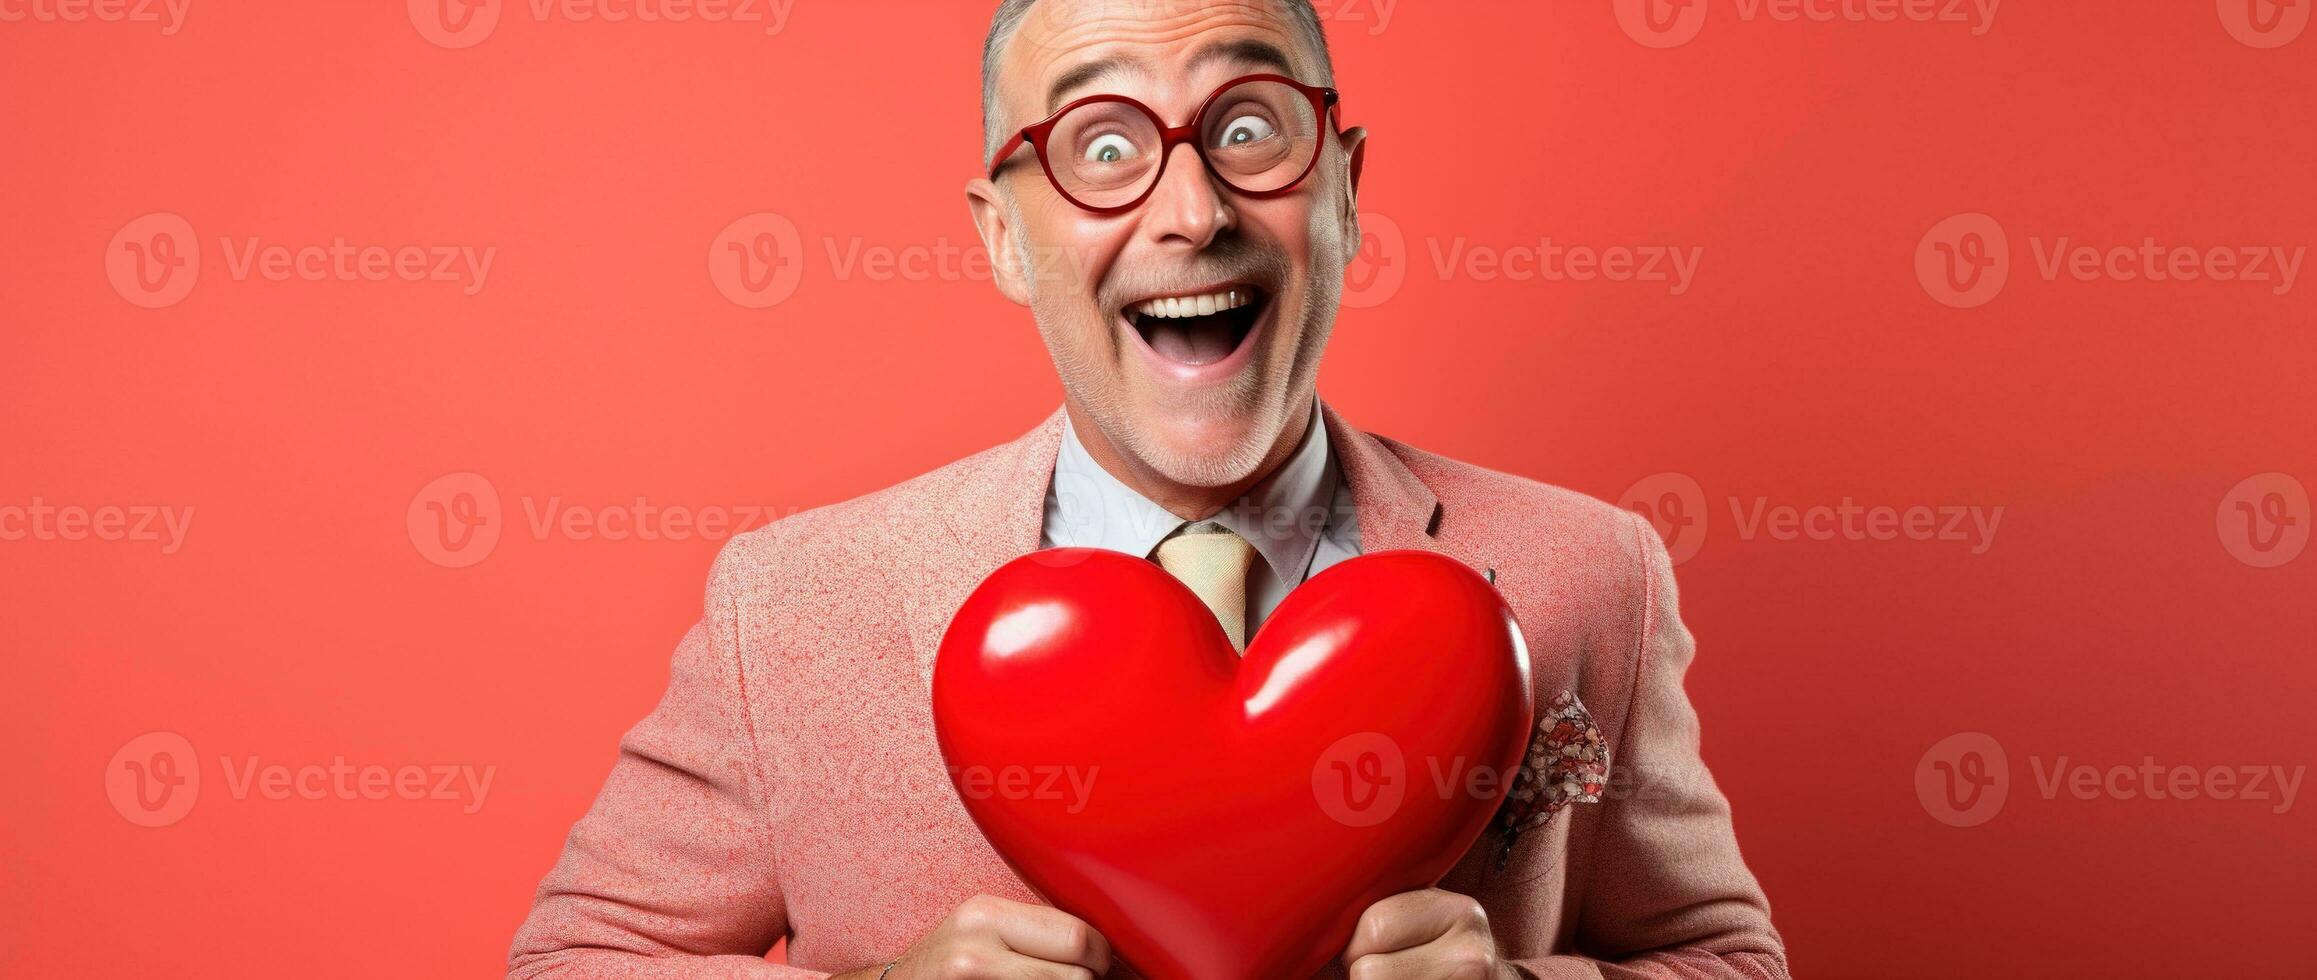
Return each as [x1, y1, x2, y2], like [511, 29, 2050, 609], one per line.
[1507, 513, 1788, 980]
[509, 547, 825, 979]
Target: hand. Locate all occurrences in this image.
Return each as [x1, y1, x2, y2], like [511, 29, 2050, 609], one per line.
[838, 893, 1112, 980]
[1337, 889, 1510, 980]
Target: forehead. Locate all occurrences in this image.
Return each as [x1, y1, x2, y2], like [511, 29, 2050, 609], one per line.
[1001, 0, 1315, 115]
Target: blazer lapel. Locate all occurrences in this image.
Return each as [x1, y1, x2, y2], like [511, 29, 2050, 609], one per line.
[904, 407, 1067, 689]
[1322, 403, 1499, 583]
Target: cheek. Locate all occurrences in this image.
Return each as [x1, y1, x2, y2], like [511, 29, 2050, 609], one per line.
[1236, 201, 1341, 325]
[1020, 198, 1134, 304]
[1243, 198, 1336, 276]
[1302, 204, 1354, 271]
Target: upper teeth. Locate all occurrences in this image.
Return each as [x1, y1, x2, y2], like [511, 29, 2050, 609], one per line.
[1133, 289, 1253, 319]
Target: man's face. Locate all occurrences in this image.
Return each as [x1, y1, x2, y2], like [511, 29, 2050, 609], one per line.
[971, 0, 1365, 489]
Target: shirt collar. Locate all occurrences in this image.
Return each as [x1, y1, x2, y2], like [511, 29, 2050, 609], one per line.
[1044, 400, 1337, 591]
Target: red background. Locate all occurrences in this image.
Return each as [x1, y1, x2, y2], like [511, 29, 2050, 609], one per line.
[4, 2, 2312, 978]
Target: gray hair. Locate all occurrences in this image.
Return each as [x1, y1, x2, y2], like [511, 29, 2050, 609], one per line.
[981, 0, 1337, 160]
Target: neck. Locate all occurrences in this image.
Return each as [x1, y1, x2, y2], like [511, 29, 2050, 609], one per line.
[1063, 400, 1315, 522]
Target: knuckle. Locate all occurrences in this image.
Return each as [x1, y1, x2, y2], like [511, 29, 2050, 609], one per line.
[1451, 949, 1495, 979]
[940, 949, 985, 978]
[954, 894, 997, 930]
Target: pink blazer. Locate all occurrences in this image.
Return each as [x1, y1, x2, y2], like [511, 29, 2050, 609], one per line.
[510, 405, 1788, 979]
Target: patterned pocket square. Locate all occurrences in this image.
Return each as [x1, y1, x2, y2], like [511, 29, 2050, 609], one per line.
[1494, 690, 1610, 868]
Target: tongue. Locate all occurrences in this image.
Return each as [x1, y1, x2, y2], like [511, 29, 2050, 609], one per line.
[1145, 314, 1239, 366]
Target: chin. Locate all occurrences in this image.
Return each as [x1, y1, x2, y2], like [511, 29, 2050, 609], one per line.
[1045, 284, 1315, 490]
[1122, 394, 1288, 489]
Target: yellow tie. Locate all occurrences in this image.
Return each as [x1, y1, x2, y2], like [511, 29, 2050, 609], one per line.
[1153, 521, 1258, 653]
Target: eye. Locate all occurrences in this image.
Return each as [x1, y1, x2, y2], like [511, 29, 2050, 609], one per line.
[1216, 114, 1276, 148]
[1082, 133, 1139, 164]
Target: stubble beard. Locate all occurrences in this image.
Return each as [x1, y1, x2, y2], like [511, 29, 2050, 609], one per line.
[1012, 204, 1334, 490]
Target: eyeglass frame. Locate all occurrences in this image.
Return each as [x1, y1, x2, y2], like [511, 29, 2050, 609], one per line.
[985, 73, 1343, 215]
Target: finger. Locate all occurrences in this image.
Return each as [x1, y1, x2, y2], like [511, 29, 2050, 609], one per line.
[988, 902, 1111, 973]
[1346, 930, 1499, 980]
[919, 945, 1094, 980]
[1345, 944, 1485, 980]
[1341, 890, 1483, 962]
[994, 950, 1098, 980]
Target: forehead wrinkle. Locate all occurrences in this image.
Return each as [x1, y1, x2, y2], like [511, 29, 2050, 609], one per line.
[1015, 1, 1308, 118]
[1045, 38, 1295, 116]
[1046, 55, 1151, 115]
[1186, 37, 1295, 77]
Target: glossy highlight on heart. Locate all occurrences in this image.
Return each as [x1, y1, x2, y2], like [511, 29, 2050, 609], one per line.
[933, 548, 1534, 980]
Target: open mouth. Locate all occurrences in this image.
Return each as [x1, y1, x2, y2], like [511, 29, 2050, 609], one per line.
[1123, 285, 1268, 368]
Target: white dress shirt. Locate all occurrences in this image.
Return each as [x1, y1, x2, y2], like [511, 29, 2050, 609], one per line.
[1040, 402, 1363, 635]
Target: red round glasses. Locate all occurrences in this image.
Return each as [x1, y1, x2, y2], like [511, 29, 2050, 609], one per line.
[986, 73, 1343, 215]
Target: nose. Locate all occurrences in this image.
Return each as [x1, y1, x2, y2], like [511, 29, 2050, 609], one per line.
[1140, 142, 1236, 251]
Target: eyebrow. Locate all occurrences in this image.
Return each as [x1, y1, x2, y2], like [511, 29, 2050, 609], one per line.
[1043, 38, 1299, 116]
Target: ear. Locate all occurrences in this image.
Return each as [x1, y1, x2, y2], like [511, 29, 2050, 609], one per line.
[966, 177, 1033, 307]
[1336, 126, 1369, 262]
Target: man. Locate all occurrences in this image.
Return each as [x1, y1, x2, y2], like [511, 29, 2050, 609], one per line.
[510, 1, 1787, 977]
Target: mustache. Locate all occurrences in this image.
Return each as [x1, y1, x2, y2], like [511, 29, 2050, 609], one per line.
[1095, 236, 1291, 310]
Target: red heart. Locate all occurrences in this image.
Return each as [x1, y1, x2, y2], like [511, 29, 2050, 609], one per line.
[934, 548, 1534, 980]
